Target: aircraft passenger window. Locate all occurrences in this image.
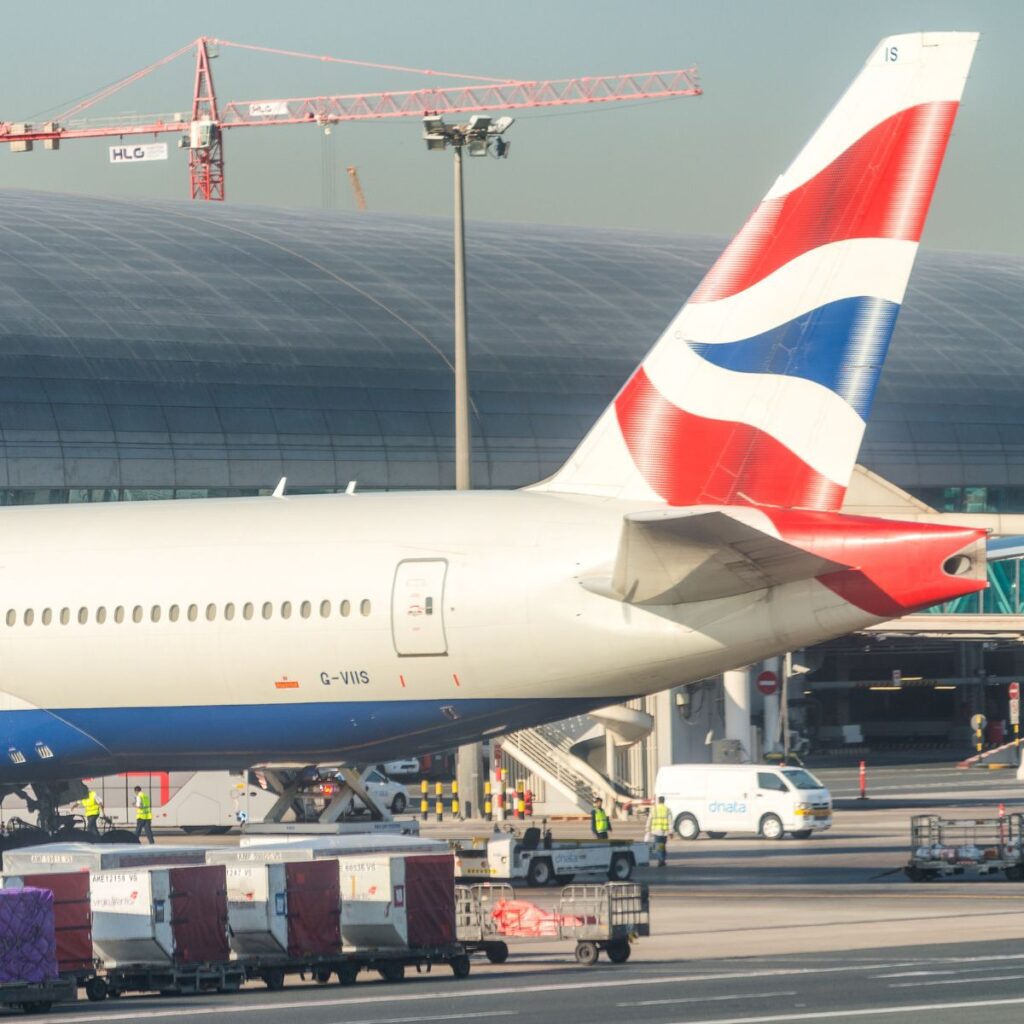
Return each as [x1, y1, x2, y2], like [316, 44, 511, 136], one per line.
[319, 600, 330, 618]
[300, 601, 311, 619]
[114, 606, 124, 624]
[77, 608, 88, 625]
[96, 607, 106, 625]
[4, 611, 12, 627]
[340, 600, 351, 617]
[206, 603, 216, 622]
[262, 602, 272, 620]
[41, 608, 52, 626]
[60, 608, 70, 626]
[243, 602, 254, 621]
[151, 606, 161, 623]
[132, 606, 143, 624]
[360, 600, 371, 617]
[224, 603, 235, 621]
[187, 604, 198, 622]
[23, 609, 33, 626]
[281, 601, 292, 620]
[169, 605, 179, 622]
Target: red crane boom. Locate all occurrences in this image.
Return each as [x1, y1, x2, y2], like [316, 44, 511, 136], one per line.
[0, 37, 701, 201]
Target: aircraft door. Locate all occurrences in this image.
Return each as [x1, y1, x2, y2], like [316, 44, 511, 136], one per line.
[391, 559, 448, 656]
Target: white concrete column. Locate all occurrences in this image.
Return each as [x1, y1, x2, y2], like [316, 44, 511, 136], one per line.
[723, 668, 753, 759]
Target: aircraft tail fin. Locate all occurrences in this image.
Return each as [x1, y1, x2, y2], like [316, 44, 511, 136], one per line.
[536, 32, 978, 509]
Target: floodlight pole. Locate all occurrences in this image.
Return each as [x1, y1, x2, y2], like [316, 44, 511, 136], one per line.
[452, 141, 470, 491]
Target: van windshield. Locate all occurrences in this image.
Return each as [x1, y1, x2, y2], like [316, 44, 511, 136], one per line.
[782, 768, 823, 791]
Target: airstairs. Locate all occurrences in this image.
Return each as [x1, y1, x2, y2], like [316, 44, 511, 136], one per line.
[500, 704, 654, 818]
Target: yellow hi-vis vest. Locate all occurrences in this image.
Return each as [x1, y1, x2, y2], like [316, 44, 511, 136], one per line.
[651, 803, 671, 833]
[593, 806, 610, 833]
[136, 793, 153, 821]
[82, 792, 100, 816]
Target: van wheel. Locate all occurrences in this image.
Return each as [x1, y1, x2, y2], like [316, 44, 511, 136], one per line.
[674, 813, 700, 840]
[707, 832, 727, 840]
[607, 853, 632, 881]
[791, 829, 813, 840]
[759, 814, 785, 840]
[526, 857, 554, 887]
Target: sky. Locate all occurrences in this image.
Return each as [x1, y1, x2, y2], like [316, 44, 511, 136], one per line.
[1, 0, 1020, 254]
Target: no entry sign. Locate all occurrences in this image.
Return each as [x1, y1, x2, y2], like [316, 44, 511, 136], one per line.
[1010, 682, 1020, 701]
[756, 670, 779, 696]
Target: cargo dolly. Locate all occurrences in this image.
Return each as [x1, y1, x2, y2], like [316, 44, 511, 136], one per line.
[83, 962, 246, 1001]
[456, 881, 649, 966]
[905, 813, 1024, 881]
[0, 976, 75, 1015]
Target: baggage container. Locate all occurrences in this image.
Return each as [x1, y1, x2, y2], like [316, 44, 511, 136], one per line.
[3, 872, 93, 975]
[90, 864, 229, 968]
[3, 842, 207, 875]
[226, 859, 340, 959]
[235, 834, 446, 854]
[0, 888, 58, 984]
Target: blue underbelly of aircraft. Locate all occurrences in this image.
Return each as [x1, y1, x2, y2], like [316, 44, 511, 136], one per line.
[0, 697, 611, 782]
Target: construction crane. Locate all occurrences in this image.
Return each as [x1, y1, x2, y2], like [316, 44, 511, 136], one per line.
[0, 37, 701, 201]
[347, 166, 367, 212]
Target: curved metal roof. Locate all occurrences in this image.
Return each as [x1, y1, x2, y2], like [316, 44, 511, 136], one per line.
[0, 189, 1020, 505]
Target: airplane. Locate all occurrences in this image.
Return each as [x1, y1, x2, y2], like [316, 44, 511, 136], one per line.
[0, 31, 983, 831]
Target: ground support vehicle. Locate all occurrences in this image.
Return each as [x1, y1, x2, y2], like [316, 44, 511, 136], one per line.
[905, 813, 1024, 881]
[452, 831, 648, 886]
[83, 962, 246, 1001]
[456, 881, 649, 966]
[0, 976, 76, 1014]
[240, 944, 472, 989]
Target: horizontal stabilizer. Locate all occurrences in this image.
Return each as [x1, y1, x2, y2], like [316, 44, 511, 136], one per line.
[612, 508, 852, 605]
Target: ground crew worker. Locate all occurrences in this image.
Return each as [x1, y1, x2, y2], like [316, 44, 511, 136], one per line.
[650, 795, 671, 867]
[590, 797, 611, 839]
[134, 785, 155, 844]
[82, 789, 103, 836]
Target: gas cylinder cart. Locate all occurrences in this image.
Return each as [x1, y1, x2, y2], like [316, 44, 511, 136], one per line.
[904, 813, 1024, 881]
[453, 829, 648, 886]
[0, 976, 76, 1015]
[455, 881, 649, 966]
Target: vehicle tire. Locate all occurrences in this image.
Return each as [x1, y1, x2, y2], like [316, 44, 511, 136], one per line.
[674, 813, 700, 841]
[377, 961, 405, 983]
[313, 966, 332, 984]
[336, 963, 360, 986]
[20, 1001, 52, 1015]
[605, 938, 631, 964]
[759, 814, 785, 841]
[391, 793, 407, 814]
[554, 874, 575, 885]
[485, 941, 509, 964]
[791, 829, 813, 840]
[707, 832, 727, 840]
[100, 829, 139, 845]
[574, 941, 600, 966]
[607, 853, 633, 881]
[85, 977, 107, 1002]
[904, 866, 925, 882]
[448, 953, 471, 979]
[526, 857, 554, 887]
[262, 967, 286, 991]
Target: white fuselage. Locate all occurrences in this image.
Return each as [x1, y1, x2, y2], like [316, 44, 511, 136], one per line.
[0, 490, 880, 782]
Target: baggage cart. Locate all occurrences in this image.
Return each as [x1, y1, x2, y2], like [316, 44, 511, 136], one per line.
[456, 881, 649, 965]
[0, 976, 76, 1014]
[905, 813, 1024, 881]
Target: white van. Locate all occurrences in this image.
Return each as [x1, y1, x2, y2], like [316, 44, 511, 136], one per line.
[654, 763, 832, 840]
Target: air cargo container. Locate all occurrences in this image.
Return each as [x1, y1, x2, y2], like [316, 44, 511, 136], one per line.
[3, 842, 208, 875]
[0, 888, 75, 1012]
[217, 834, 447, 860]
[3, 872, 93, 977]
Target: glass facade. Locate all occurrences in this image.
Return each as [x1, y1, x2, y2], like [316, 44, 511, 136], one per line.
[0, 190, 1020, 508]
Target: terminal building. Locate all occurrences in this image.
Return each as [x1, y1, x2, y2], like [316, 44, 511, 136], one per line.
[3, 189, 1024, 811]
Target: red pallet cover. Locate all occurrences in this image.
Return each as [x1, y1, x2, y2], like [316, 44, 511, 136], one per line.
[0, 888, 57, 984]
[21, 873, 92, 974]
[285, 860, 340, 958]
[405, 854, 455, 949]
[168, 865, 229, 965]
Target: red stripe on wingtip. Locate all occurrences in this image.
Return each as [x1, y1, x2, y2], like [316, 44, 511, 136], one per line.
[614, 367, 845, 510]
[692, 101, 959, 303]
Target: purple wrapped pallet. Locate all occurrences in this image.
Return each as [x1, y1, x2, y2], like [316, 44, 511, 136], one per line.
[0, 888, 58, 984]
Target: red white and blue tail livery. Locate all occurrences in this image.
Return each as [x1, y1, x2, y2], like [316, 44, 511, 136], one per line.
[0, 34, 987, 822]
[542, 32, 977, 509]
